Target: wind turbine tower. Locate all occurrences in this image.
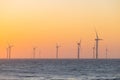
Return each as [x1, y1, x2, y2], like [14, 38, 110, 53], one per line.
[77, 40, 81, 59]
[33, 47, 37, 59]
[56, 43, 60, 59]
[8, 44, 13, 59]
[95, 31, 102, 59]
[106, 48, 108, 59]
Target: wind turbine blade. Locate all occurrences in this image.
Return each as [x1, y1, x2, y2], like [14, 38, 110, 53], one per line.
[94, 27, 99, 38]
[56, 43, 58, 46]
[80, 40, 81, 44]
[80, 40, 81, 47]
[95, 30, 98, 38]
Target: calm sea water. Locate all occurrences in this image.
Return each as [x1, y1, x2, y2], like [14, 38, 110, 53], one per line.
[0, 59, 120, 80]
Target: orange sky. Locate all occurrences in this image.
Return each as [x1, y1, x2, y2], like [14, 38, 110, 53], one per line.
[0, 0, 120, 59]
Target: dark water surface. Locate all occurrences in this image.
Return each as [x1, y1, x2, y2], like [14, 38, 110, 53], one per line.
[0, 59, 120, 80]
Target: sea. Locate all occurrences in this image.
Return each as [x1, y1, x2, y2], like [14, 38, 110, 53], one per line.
[0, 59, 120, 80]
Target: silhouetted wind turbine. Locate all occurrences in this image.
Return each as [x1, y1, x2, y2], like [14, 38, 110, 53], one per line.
[106, 48, 108, 59]
[56, 43, 60, 59]
[77, 40, 81, 59]
[95, 30, 102, 59]
[8, 44, 14, 59]
[33, 47, 37, 59]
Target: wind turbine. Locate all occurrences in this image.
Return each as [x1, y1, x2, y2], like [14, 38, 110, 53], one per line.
[8, 44, 14, 59]
[95, 30, 102, 59]
[56, 43, 60, 59]
[33, 47, 37, 59]
[106, 48, 108, 59]
[77, 40, 81, 59]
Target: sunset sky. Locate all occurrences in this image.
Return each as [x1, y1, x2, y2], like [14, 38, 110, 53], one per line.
[0, 0, 120, 59]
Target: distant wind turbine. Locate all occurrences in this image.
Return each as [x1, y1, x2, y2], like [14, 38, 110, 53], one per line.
[106, 48, 108, 59]
[95, 30, 103, 59]
[8, 44, 14, 59]
[56, 43, 60, 59]
[77, 40, 81, 59]
[33, 47, 37, 59]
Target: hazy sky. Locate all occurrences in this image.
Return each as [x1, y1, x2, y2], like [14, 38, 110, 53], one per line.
[0, 0, 120, 59]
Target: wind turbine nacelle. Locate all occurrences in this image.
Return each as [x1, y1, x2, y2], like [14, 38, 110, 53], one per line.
[95, 39, 103, 40]
[77, 43, 80, 45]
[98, 39, 103, 40]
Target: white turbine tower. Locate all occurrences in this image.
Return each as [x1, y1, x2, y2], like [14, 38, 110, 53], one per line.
[77, 40, 81, 59]
[95, 30, 102, 59]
